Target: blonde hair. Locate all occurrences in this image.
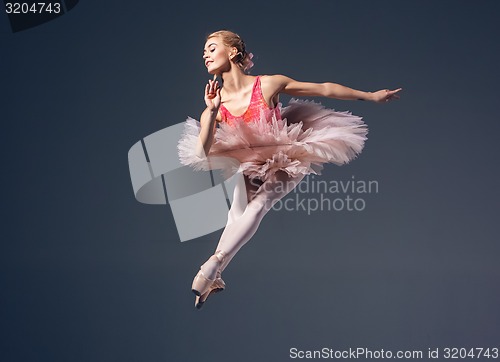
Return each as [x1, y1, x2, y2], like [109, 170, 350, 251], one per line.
[207, 30, 254, 72]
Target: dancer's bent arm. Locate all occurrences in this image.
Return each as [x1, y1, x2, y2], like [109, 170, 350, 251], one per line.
[266, 75, 402, 103]
[196, 79, 221, 158]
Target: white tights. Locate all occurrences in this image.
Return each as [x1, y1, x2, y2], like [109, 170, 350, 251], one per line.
[200, 170, 305, 278]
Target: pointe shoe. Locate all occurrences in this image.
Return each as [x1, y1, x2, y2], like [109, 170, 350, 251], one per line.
[191, 250, 226, 297]
[194, 272, 225, 309]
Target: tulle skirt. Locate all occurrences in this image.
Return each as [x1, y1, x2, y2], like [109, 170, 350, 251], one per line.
[177, 99, 368, 182]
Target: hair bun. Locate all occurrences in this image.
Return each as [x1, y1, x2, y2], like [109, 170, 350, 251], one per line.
[243, 52, 254, 72]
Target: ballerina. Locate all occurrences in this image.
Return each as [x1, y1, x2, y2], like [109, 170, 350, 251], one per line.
[177, 30, 401, 309]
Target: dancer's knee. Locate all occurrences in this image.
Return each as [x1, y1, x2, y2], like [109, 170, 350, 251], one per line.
[245, 198, 271, 220]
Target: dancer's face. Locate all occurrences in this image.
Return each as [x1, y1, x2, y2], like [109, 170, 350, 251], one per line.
[203, 36, 232, 75]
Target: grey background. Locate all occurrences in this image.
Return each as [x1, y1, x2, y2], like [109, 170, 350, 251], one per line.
[1, 1, 499, 361]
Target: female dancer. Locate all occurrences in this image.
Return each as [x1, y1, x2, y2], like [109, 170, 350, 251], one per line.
[178, 30, 401, 309]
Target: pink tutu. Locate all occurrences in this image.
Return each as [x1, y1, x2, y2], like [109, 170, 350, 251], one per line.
[177, 99, 368, 182]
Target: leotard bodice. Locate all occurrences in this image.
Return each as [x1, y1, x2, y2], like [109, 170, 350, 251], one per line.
[219, 76, 281, 126]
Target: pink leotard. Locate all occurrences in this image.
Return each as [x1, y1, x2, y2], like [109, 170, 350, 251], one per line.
[219, 76, 281, 126]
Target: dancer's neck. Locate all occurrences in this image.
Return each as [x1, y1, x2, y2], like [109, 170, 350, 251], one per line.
[220, 68, 252, 93]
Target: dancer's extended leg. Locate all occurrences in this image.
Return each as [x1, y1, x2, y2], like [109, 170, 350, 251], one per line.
[198, 171, 305, 279]
[225, 174, 262, 226]
[193, 174, 262, 307]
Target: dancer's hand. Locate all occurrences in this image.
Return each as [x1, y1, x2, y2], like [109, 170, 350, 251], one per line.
[204, 79, 221, 111]
[370, 88, 402, 103]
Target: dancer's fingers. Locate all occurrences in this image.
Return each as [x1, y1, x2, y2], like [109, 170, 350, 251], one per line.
[208, 80, 216, 96]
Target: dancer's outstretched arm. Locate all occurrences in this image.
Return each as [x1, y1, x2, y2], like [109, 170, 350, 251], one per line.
[265, 75, 402, 103]
[195, 79, 221, 158]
